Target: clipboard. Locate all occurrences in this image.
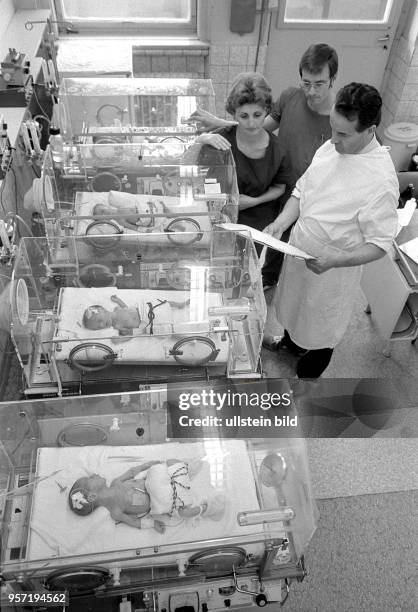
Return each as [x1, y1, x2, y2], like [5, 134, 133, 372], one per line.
[217, 223, 314, 260]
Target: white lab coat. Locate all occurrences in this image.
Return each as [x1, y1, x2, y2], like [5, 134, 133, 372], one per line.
[276, 138, 399, 349]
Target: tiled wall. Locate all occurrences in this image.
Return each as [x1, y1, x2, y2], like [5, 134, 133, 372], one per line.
[380, 0, 418, 134]
[208, 44, 268, 118]
[132, 49, 207, 79]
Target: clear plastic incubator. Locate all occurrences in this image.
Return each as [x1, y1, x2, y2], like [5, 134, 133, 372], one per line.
[0, 389, 318, 610]
[56, 78, 216, 144]
[34, 141, 239, 244]
[8, 228, 266, 396]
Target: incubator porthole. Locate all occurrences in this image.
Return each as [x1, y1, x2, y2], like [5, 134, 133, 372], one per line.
[57, 423, 108, 447]
[14, 278, 29, 326]
[165, 218, 202, 245]
[44, 566, 110, 595]
[91, 172, 122, 192]
[91, 141, 118, 160]
[85, 221, 122, 249]
[259, 453, 287, 488]
[77, 264, 116, 288]
[67, 343, 117, 372]
[188, 547, 247, 575]
[169, 336, 219, 366]
[96, 103, 125, 126]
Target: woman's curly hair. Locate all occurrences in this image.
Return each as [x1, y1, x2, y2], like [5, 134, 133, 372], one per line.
[225, 72, 273, 116]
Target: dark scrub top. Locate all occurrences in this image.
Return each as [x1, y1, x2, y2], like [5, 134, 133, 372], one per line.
[216, 126, 291, 231]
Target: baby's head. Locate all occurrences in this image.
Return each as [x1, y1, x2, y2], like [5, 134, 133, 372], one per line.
[93, 203, 110, 216]
[82, 305, 112, 330]
[68, 474, 106, 516]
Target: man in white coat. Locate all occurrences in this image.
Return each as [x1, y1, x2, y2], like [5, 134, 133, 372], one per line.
[265, 83, 399, 378]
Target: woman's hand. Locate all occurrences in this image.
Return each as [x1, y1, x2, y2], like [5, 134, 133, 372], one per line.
[185, 108, 237, 131]
[196, 133, 231, 150]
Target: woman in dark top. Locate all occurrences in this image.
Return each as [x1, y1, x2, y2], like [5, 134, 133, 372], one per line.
[196, 72, 291, 232]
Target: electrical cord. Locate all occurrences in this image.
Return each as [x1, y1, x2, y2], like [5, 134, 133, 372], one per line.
[33, 113, 51, 136]
[31, 80, 51, 119]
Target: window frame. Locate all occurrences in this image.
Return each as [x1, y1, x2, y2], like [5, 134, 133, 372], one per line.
[53, 0, 197, 37]
[277, 0, 396, 30]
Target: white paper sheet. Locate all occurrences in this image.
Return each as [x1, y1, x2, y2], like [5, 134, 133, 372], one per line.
[217, 223, 314, 260]
[396, 198, 417, 236]
[399, 237, 418, 264]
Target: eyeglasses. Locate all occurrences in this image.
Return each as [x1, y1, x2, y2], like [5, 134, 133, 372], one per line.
[301, 79, 330, 91]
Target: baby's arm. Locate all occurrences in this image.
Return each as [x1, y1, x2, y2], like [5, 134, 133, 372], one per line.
[111, 508, 165, 532]
[112, 461, 162, 484]
[111, 295, 128, 308]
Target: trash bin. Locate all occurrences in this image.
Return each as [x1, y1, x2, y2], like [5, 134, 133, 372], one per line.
[383, 122, 418, 171]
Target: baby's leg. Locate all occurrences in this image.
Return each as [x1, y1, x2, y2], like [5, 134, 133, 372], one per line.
[178, 504, 203, 519]
[108, 201, 140, 225]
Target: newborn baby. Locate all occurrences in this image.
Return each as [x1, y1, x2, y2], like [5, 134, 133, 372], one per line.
[92, 191, 167, 232]
[82, 294, 147, 337]
[82, 295, 191, 338]
[68, 459, 226, 533]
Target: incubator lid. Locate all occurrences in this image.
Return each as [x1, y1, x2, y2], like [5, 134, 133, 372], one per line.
[60, 77, 216, 98]
[384, 122, 418, 143]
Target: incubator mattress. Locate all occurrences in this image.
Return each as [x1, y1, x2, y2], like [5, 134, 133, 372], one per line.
[73, 192, 213, 243]
[26, 441, 264, 561]
[53, 287, 229, 365]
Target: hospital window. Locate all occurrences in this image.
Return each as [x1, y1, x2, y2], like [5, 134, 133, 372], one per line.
[283, 0, 393, 23]
[53, 0, 197, 35]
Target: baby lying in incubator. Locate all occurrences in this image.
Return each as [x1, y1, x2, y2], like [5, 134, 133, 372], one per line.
[91, 191, 188, 233]
[82, 294, 189, 339]
[68, 459, 226, 533]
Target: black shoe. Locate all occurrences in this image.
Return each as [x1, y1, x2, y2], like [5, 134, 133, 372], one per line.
[280, 330, 309, 356]
[262, 335, 283, 351]
[277, 339, 308, 356]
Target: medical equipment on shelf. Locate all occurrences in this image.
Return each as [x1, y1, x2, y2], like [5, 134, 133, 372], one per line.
[0, 389, 317, 609]
[0, 48, 31, 88]
[20, 120, 43, 159]
[0, 50, 33, 107]
[0, 118, 12, 177]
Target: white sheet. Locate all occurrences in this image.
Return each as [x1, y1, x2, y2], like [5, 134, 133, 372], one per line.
[53, 288, 230, 364]
[26, 442, 264, 562]
[73, 192, 213, 244]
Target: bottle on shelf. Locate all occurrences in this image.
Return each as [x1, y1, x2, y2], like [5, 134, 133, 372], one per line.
[48, 125, 64, 165]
